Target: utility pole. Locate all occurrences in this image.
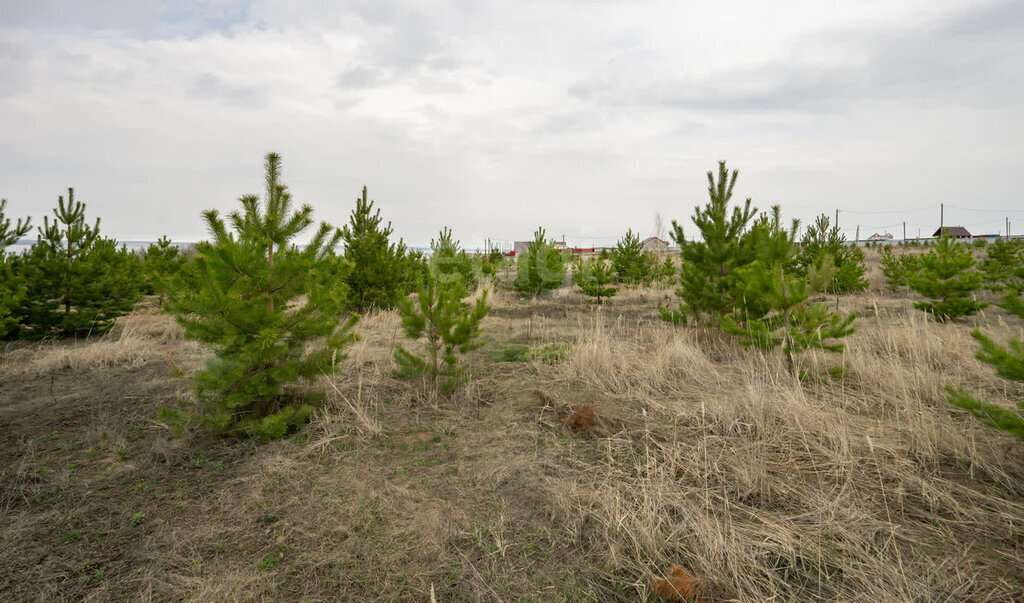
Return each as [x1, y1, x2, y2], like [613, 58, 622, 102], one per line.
[940, 203, 944, 232]
[903, 221, 906, 244]
[855, 225, 860, 243]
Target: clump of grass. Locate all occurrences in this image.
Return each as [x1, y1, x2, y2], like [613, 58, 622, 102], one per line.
[492, 343, 571, 363]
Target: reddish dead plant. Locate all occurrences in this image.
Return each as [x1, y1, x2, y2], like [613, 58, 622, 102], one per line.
[651, 565, 706, 602]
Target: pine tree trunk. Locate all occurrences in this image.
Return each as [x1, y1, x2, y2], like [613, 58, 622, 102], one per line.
[64, 231, 73, 315]
[267, 243, 274, 313]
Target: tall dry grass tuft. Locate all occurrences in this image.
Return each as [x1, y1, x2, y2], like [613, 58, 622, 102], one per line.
[1, 329, 163, 375]
[0, 306, 192, 376]
[545, 309, 1024, 600]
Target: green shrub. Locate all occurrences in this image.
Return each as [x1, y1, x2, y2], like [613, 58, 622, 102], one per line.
[796, 214, 867, 293]
[659, 257, 676, 282]
[979, 238, 1024, 319]
[341, 186, 408, 311]
[143, 235, 185, 306]
[0, 199, 31, 339]
[513, 227, 566, 298]
[661, 160, 757, 324]
[880, 246, 907, 291]
[574, 256, 618, 304]
[394, 264, 490, 394]
[430, 226, 477, 292]
[165, 153, 357, 438]
[718, 207, 856, 371]
[907, 236, 986, 320]
[611, 229, 655, 285]
[16, 189, 142, 339]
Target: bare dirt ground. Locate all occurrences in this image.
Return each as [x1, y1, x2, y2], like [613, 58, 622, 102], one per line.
[2, 252, 1023, 601]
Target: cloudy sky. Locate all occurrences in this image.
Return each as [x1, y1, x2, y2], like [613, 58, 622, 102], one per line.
[2, 0, 1023, 248]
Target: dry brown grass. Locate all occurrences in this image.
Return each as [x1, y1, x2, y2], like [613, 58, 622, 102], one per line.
[536, 283, 1024, 600]
[0, 305, 198, 376]
[2, 271, 1023, 601]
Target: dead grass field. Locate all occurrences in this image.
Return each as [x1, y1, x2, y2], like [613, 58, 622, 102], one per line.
[2, 249, 1023, 601]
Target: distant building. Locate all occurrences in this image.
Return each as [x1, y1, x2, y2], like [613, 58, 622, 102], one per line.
[865, 232, 894, 243]
[642, 236, 669, 252]
[512, 238, 568, 256]
[932, 226, 972, 239]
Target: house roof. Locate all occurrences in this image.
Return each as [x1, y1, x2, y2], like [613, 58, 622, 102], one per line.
[932, 226, 972, 238]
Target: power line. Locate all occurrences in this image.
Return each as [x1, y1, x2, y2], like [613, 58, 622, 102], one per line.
[946, 204, 1024, 214]
[837, 204, 936, 215]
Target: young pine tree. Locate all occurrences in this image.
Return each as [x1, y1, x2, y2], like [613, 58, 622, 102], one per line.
[661, 160, 757, 324]
[659, 256, 676, 283]
[880, 246, 904, 291]
[612, 229, 655, 285]
[340, 186, 407, 311]
[143, 235, 185, 307]
[796, 214, 867, 293]
[907, 236, 986, 320]
[513, 227, 566, 298]
[165, 153, 358, 438]
[574, 256, 618, 304]
[998, 260, 1024, 320]
[946, 330, 1024, 440]
[394, 232, 490, 394]
[17, 189, 141, 339]
[979, 238, 1024, 319]
[718, 207, 856, 372]
[398, 248, 431, 296]
[0, 199, 32, 339]
[430, 226, 477, 292]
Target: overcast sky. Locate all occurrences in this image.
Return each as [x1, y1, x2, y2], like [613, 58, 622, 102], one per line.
[2, 0, 1023, 248]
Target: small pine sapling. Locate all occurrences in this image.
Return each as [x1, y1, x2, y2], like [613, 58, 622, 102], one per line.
[340, 186, 408, 311]
[719, 207, 856, 373]
[143, 235, 185, 306]
[907, 236, 986, 320]
[430, 226, 476, 292]
[946, 330, 1024, 440]
[661, 160, 757, 325]
[979, 238, 1022, 289]
[659, 256, 676, 282]
[979, 239, 1024, 319]
[880, 246, 908, 291]
[18, 189, 142, 338]
[574, 256, 618, 304]
[0, 198, 31, 249]
[165, 153, 358, 438]
[394, 269, 490, 394]
[0, 199, 32, 339]
[999, 261, 1024, 320]
[611, 228, 655, 285]
[796, 214, 868, 293]
[806, 254, 837, 294]
[513, 227, 566, 298]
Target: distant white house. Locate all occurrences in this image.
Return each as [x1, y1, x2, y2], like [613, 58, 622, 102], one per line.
[865, 232, 894, 243]
[642, 236, 669, 252]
